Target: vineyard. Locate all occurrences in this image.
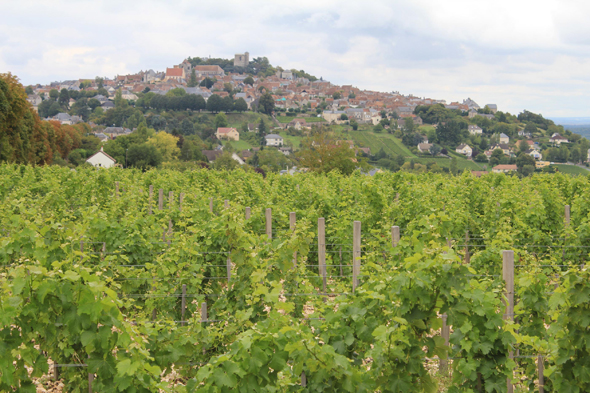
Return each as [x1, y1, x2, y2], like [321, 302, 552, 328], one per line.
[2, 165, 590, 392]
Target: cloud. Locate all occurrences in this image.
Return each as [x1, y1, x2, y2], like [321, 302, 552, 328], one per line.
[2, 0, 590, 116]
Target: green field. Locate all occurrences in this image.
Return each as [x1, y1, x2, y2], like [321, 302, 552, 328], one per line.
[223, 139, 252, 151]
[276, 116, 326, 124]
[553, 164, 589, 175]
[199, 112, 271, 128]
[279, 132, 304, 148]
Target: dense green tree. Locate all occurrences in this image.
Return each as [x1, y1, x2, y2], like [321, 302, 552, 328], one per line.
[180, 139, 206, 161]
[516, 152, 536, 176]
[214, 113, 229, 128]
[181, 119, 195, 135]
[243, 76, 254, 86]
[127, 143, 163, 169]
[200, 77, 215, 89]
[234, 98, 248, 112]
[206, 94, 223, 113]
[58, 89, 69, 107]
[88, 98, 101, 110]
[332, 91, 342, 100]
[187, 70, 198, 87]
[212, 151, 239, 170]
[524, 123, 538, 135]
[25, 86, 33, 95]
[258, 92, 275, 115]
[221, 96, 234, 112]
[435, 120, 462, 146]
[474, 153, 488, 163]
[49, 89, 59, 100]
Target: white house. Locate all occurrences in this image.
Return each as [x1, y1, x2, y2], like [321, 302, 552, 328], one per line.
[468, 125, 483, 135]
[86, 147, 116, 168]
[550, 133, 569, 145]
[265, 134, 284, 146]
[455, 144, 473, 157]
[499, 133, 509, 144]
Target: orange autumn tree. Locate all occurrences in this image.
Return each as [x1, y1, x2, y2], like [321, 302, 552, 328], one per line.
[0, 73, 86, 165]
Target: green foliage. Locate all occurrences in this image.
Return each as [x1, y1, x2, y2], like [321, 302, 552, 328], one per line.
[258, 92, 275, 115]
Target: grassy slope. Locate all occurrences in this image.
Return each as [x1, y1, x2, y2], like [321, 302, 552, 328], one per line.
[276, 116, 326, 124]
[553, 164, 589, 175]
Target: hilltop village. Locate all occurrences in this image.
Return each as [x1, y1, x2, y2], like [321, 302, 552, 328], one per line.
[12, 52, 590, 176]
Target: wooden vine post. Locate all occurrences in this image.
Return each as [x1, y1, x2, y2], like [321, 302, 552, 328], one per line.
[148, 185, 153, 215]
[181, 284, 186, 326]
[503, 250, 515, 393]
[565, 204, 570, 227]
[158, 189, 163, 210]
[290, 212, 297, 267]
[266, 208, 272, 240]
[179, 193, 184, 212]
[538, 355, 544, 393]
[464, 230, 470, 264]
[391, 226, 400, 247]
[169, 191, 173, 209]
[440, 313, 450, 375]
[224, 199, 229, 209]
[352, 221, 361, 292]
[318, 218, 327, 299]
[115, 181, 119, 199]
[209, 197, 213, 213]
[245, 207, 251, 219]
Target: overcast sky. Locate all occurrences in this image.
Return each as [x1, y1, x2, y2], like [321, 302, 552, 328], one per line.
[2, 0, 589, 117]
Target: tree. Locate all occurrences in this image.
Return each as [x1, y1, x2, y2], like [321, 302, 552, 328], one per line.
[403, 117, 415, 133]
[49, 89, 59, 100]
[518, 140, 529, 153]
[200, 77, 215, 89]
[187, 70, 198, 87]
[234, 98, 248, 112]
[25, 86, 33, 95]
[127, 143, 162, 169]
[340, 114, 348, 121]
[181, 119, 195, 135]
[243, 76, 254, 86]
[350, 119, 358, 130]
[212, 152, 238, 170]
[332, 91, 342, 100]
[207, 94, 223, 113]
[166, 88, 186, 97]
[516, 152, 536, 176]
[524, 123, 538, 135]
[58, 88, 70, 107]
[436, 120, 462, 146]
[88, 98, 101, 110]
[297, 132, 367, 175]
[258, 92, 275, 115]
[146, 131, 181, 161]
[429, 144, 442, 156]
[474, 153, 488, 163]
[221, 96, 234, 112]
[180, 139, 206, 161]
[214, 113, 229, 129]
[257, 118, 268, 146]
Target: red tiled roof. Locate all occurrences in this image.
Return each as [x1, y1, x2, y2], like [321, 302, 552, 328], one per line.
[217, 127, 237, 134]
[166, 68, 183, 77]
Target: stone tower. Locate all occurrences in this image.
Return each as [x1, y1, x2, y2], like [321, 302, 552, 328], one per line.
[234, 52, 249, 68]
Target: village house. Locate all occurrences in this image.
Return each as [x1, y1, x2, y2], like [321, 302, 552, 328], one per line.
[86, 147, 116, 168]
[499, 133, 510, 144]
[322, 110, 346, 123]
[288, 118, 309, 130]
[216, 127, 239, 141]
[193, 65, 225, 78]
[265, 134, 284, 146]
[417, 143, 433, 153]
[455, 144, 473, 157]
[468, 125, 483, 135]
[550, 133, 569, 145]
[492, 164, 517, 173]
[165, 67, 185, 82]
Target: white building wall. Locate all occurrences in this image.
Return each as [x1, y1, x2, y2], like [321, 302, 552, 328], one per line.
[86, 152, 116, 168]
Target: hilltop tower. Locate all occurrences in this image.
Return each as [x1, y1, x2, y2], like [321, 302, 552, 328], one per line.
[234, 52, 249, 68]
